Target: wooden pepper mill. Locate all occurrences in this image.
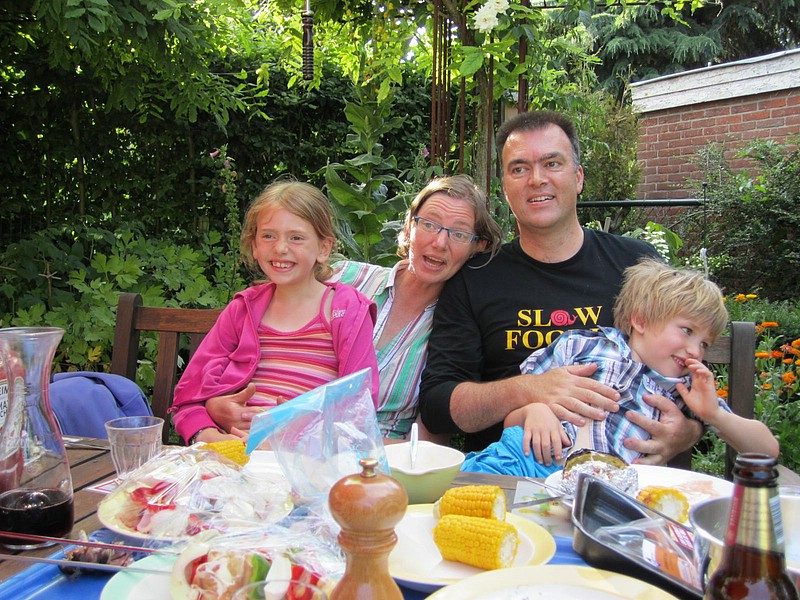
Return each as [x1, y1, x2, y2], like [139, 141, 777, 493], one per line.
[328, 457, 408, 599]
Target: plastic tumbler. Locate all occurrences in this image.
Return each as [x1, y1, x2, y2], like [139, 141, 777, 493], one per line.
[104, 416, 164, 479]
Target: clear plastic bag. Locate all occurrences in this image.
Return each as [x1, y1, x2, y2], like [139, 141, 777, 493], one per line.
[246, 369, 388, 506]
[97, 445, 293, 543]
[594, 516, 699, 589]
[170, 521, 345, 597]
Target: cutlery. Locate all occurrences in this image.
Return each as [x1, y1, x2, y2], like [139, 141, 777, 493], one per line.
[0, 553, 171, 575]
[521, 477, 575, 508]
[511, 495, 566, 509]
[409, 422, 418, 469]
[524, 477, 568, 497]
[63, 437, 110, 450]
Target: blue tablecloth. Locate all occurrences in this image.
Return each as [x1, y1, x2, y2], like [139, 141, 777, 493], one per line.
[0, 532, 586, 599]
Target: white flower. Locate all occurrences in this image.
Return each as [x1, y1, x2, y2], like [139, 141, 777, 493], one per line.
[643, 224, 671, 262]
[474, 3, 500, 33]
[472, 0, 510, 34]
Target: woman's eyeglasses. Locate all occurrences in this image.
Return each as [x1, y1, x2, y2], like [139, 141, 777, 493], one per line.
[412, 216, 478, 245]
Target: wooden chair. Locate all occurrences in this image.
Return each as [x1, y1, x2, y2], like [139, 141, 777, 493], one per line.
[109, 291, 761, 477]
[110, 293, 221, 444]
[668, 320, 756, 480]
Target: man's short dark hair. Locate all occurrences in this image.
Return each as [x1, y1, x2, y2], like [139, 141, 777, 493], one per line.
[496, 110, 581, 169]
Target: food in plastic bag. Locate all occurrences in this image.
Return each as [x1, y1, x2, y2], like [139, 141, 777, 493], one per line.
[169, 527, 343, 600]
[97, 446, 293, 541]
[594, 516, 699, 589]
[246, 369, 388, 507]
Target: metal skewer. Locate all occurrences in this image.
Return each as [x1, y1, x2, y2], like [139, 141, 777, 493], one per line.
[0, 553, 171, 575]
[0, 530, 176, 555]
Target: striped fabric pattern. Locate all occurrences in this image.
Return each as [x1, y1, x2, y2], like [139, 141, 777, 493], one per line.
[330, 260, 436, 439]
[250, 317, 338, 406]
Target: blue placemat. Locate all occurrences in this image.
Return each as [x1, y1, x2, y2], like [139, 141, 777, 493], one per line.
[0, 532, 586, 599]
[0, 529, 152, 600]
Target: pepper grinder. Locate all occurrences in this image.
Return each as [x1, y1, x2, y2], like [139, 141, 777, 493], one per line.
[328, 457, 408, 599]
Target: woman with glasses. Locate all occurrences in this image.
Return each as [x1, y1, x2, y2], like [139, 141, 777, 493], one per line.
[205, 176, 503, 442]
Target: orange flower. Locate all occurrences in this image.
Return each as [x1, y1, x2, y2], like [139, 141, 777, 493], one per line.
[783, 358, 794, 365]
[783, 372, 797, 385]
[760, 372, 770, 380]
[760, 321, 779, 328]
[734, 294, 747, 302]
[792, 338, 800, 348]
[762, 383, 773, 390]
[782, 344, 800, 356]
[716, 388, 728, 399]
[772, 350, 784, 359]
[755, 352, 771, 359]
[746, 294, 757, 299]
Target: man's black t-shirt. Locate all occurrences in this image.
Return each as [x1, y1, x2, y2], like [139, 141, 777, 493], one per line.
[419, 228, 661, 451]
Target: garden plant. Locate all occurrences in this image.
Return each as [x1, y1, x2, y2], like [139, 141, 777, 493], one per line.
[2, 0, 798, 474]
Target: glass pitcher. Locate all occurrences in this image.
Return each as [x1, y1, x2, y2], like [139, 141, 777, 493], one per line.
[0, 327, 74, 548]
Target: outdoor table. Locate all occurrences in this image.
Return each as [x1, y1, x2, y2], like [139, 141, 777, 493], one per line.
[0, 439, 574, 599]
[1, 439, 798, 599]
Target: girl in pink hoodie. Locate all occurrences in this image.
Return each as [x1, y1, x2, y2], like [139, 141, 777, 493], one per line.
[170, 181, 379, 445]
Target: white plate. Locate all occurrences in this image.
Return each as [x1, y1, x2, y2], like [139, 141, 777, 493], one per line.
[389, 504, 557, 593]
[243, 450, 285, 477]
[426, 564, 679, 599]
[98, 451, 293, 542]
[101, 553, 174, 600]
[545, 464, 733, 507]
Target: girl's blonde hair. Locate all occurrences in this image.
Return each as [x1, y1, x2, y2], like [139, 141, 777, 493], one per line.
[240, 180, 335, 282]
[396, 175, 503, 260]
[613, 258, 728, 342]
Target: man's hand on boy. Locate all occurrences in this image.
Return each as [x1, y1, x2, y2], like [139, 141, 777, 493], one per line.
[624, 393, 703, 465]
[535, 363, 621, 425]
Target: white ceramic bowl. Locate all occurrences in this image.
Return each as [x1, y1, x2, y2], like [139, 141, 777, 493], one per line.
[384, 441, 465, 504]
[689, 487, 800, 590]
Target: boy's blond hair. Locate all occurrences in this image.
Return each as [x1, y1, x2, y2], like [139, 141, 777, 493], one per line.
[613, 258, 728, 342]
[240, 180, 335, 282]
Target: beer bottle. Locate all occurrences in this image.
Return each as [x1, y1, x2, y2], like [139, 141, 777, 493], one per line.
[705, 453, 799, 599]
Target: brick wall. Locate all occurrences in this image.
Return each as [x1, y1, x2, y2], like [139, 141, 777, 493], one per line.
[636, 88, 800, 200]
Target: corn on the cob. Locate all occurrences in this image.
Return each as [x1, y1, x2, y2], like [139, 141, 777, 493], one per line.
[432, 514, 519, 570]
[433, 485, 506, 521]
[201, 439, 249, 466]
[636, 486, 689, 523]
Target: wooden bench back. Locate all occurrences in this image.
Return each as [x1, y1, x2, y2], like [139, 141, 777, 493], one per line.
[110, 292, 757, 476]
[110, 293, 221, 443]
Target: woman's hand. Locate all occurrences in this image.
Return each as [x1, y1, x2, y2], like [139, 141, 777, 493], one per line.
[205, 383, 266, 433]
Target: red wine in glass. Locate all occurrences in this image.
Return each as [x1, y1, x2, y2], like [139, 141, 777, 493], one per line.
[0, 488, 74, 548]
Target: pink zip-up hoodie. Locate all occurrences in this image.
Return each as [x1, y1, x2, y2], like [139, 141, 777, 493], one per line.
[169, 282, 379, 443]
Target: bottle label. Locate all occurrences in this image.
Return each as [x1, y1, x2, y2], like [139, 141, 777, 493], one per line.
[725, 483, 783, 551]
[0, 377, 7, 429]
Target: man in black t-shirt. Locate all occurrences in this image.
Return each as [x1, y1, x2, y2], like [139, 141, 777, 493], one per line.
[419, 111, 704, 458]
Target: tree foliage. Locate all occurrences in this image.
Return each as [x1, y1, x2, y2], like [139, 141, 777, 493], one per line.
[686, 140, 800, 302]
[586, 0, 800, 98]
